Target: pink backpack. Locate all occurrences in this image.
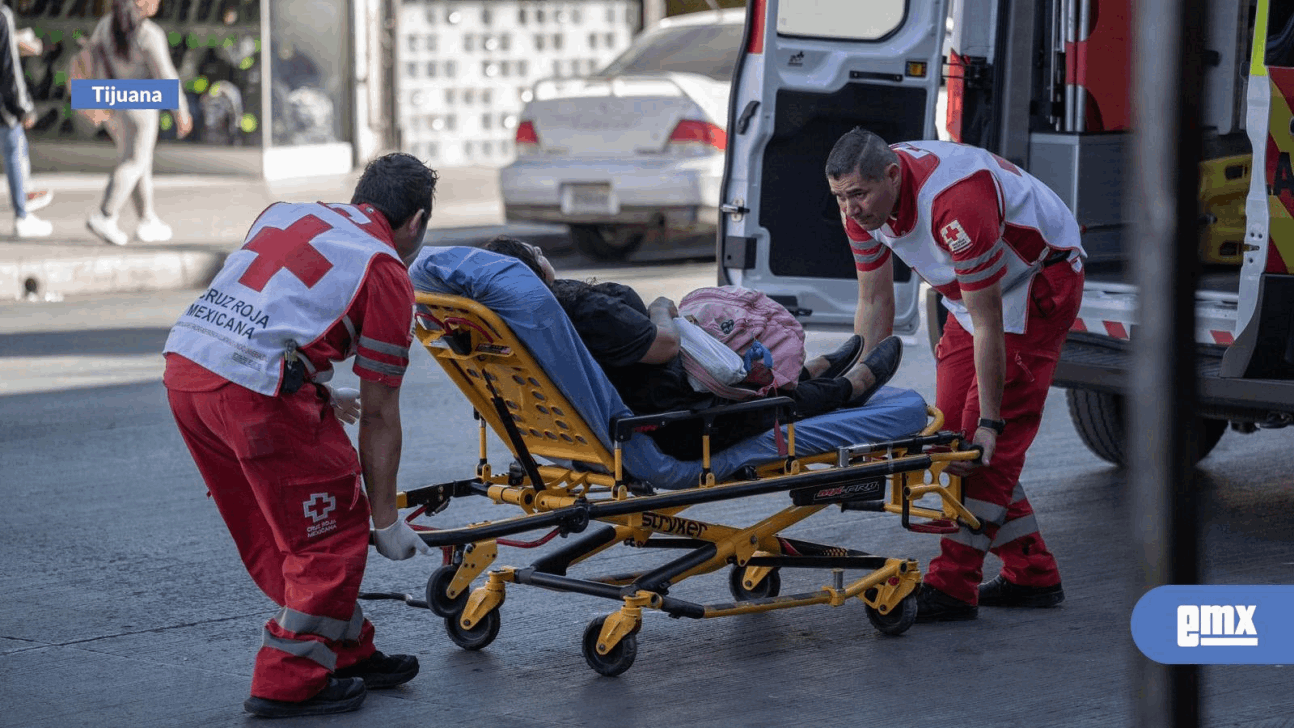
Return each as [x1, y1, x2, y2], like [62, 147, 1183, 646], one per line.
[677, 286, 806, 401]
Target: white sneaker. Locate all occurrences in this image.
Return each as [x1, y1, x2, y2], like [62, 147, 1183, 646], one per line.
[14, 213, 52, 238]
[87, 210, 128, 246]
[136, 216, 173, 243]
[25, 190, 53, 212]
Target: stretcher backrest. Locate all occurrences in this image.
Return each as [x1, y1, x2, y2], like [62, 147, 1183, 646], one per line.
[412, 292, 615, 471]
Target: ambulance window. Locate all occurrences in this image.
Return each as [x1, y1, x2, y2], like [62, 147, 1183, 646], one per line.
[776, 0, 906, 41]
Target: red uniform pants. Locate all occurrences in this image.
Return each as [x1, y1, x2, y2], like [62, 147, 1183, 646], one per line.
[924, 260, 1084, 604]
[167, 381, 377, 702]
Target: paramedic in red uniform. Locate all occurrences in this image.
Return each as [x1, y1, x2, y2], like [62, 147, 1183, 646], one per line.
[826, 129, 1084, 622]
[162, 153, 438, 717]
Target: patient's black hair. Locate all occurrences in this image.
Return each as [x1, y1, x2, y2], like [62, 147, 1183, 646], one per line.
[483, 235, 548, 284]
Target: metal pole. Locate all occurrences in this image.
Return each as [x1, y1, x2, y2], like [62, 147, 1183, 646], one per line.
[1128, 0, 1206, 724]
[1063, 0, 1075, 132]
[1074, 0, 1090, 132]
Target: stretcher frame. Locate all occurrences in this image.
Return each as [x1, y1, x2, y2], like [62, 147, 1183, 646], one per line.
[363, 292, 985, 675]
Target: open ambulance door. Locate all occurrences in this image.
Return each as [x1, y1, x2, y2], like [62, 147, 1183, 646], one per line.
[716, 0, 947, 335]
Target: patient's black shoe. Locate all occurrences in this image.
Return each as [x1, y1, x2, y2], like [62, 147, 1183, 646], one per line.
[820, 335, 863, 380]
[848, 335, 904, 406]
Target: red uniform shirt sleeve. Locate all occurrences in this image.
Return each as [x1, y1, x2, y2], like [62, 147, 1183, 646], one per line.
[931, 170, 1006, 291]
[349, 256, 415, 387]
[844, 215, 891, 272]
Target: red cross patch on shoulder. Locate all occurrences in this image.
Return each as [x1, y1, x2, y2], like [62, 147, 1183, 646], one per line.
[940, 219, 972, 254]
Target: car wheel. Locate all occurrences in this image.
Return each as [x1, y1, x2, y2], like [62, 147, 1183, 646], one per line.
[569, 224, 645, 262]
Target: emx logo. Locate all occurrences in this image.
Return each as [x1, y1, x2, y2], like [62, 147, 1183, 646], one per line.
[1177, 605, 1257, 647]
[1131, 585, 1293, 664]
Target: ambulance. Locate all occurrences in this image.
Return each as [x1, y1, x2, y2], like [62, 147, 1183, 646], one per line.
[717, 0, 1294, 465]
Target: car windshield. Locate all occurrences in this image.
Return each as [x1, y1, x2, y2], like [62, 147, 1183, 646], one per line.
[595, 23, 744, 81]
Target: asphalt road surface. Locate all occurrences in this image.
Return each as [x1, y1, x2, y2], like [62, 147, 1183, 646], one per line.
[2, 259, 1293, 727]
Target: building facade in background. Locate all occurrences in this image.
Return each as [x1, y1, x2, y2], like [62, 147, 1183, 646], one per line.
[397, 0, 641, 168]
[13, 0, 370, 178]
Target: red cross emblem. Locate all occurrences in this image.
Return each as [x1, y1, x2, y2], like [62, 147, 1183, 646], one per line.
[237, 215, 335, 292]
[941, 219, 972, 253]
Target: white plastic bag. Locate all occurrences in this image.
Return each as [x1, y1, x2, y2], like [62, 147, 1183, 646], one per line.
[675, 317, 746, 392]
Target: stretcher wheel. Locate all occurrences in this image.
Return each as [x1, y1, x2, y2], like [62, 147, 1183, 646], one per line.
[444, 610, 500, 651]
[426, 565, 469, 618]
[865, 593, 917, 636]
[727, 566, 781, 600]
[581, 616, 638, 677]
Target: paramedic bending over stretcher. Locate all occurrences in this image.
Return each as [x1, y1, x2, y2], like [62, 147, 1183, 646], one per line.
[163, 153, 437, 719]
[481, 236, 904, 461]
[826, 128, 1086, 623]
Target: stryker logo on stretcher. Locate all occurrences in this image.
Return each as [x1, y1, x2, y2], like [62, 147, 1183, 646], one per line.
[642, 512, 708, 538]
[70, 79, 178, 109]
[1177, 605, 1258, 647]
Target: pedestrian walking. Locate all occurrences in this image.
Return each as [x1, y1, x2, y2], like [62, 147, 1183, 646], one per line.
[82, 0, 192, 247]
[0, 3, 51, 237]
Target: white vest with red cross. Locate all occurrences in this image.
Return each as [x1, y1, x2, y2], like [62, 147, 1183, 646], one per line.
[868, 140, 1085, 335]
[164, 202, 399, 395]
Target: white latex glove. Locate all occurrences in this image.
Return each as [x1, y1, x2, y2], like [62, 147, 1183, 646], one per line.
[327, 385, 361, 424]
[373, 520, 430, 561]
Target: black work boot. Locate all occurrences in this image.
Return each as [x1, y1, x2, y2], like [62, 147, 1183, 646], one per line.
[334, 650, 420, 689]
[820, 334, 863, 380]
[978, 575, 1066, 608]
[243, 677, 366, 719]
[914, 583, 978, 623]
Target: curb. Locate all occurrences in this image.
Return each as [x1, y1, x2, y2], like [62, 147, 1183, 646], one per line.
[3, 223, 572, 301]
[2, 247, 226, 301]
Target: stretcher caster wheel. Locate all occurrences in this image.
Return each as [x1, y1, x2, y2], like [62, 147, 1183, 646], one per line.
[581, 616, 638, 676]
[728, 566, 781, 600]
[866, 593, 918, 636]
[444, 610, 500, 651]
[426, 565, 469, 618]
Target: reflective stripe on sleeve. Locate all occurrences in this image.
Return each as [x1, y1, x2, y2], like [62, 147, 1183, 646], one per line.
[952, 244, 1005, 274]
[358, 335, 410, 359]
[355, 354, 406, 377]
[853, 247, 888, 266]
[956, 256, 1007, 285]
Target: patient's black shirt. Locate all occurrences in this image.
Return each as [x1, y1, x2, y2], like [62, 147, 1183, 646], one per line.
[553, 278, 713, 417]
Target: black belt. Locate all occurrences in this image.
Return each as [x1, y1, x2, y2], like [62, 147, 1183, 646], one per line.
[1043, 250, 1072, 267]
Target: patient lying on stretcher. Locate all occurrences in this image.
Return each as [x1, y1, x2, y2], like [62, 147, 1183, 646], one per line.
[480, 236, 905, 460]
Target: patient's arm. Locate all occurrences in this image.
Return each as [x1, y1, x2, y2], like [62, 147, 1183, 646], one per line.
[639, 297, 681, 364]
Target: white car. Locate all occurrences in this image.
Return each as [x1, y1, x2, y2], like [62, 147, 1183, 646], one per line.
[500, 9, 745, 261]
